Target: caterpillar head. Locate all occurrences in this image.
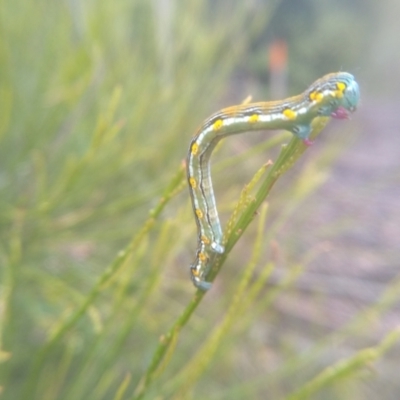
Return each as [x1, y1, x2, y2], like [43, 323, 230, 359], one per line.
[312, 72, 360, 119]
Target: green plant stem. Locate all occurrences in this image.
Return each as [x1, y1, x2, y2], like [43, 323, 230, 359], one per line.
[206, 116, 330, 283]
[131, 116, 330, 399]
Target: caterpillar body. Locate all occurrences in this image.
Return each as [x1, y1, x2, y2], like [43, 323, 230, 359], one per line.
[186, 72, 360, 290]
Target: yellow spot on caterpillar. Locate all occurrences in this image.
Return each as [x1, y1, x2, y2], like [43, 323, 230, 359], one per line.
[198, 252, 207, 262]
[195, 209, 203, 219]
[201, 235, 211, 245]
[334, 82, 346, 98]
[283, 108, 297, 120]
[189, 177, 197, 188]
[336, 82, 346, 92]
[248, 114, 259, 123]
[192, 268, 200, 277]
[309, 90, 324, 102]
[191, 142, 199, 155]
[213, 119, 223, 130]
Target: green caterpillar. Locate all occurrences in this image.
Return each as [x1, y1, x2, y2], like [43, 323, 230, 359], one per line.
[186, 72, 360, 290]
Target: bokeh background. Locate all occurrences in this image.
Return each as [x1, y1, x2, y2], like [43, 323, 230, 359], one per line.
[1, 0, 400, 399]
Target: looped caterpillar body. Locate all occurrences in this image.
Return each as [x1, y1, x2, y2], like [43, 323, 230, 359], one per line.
[186, 72, 360, 290]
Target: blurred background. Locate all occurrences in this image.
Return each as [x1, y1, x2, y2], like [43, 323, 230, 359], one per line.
[1, 0, 400, 399]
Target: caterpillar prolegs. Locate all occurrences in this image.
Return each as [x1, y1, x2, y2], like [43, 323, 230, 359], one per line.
[186, 72, 360, 290]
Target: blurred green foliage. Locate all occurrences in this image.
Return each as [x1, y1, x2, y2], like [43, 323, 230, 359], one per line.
[1, 1, 399, 399]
